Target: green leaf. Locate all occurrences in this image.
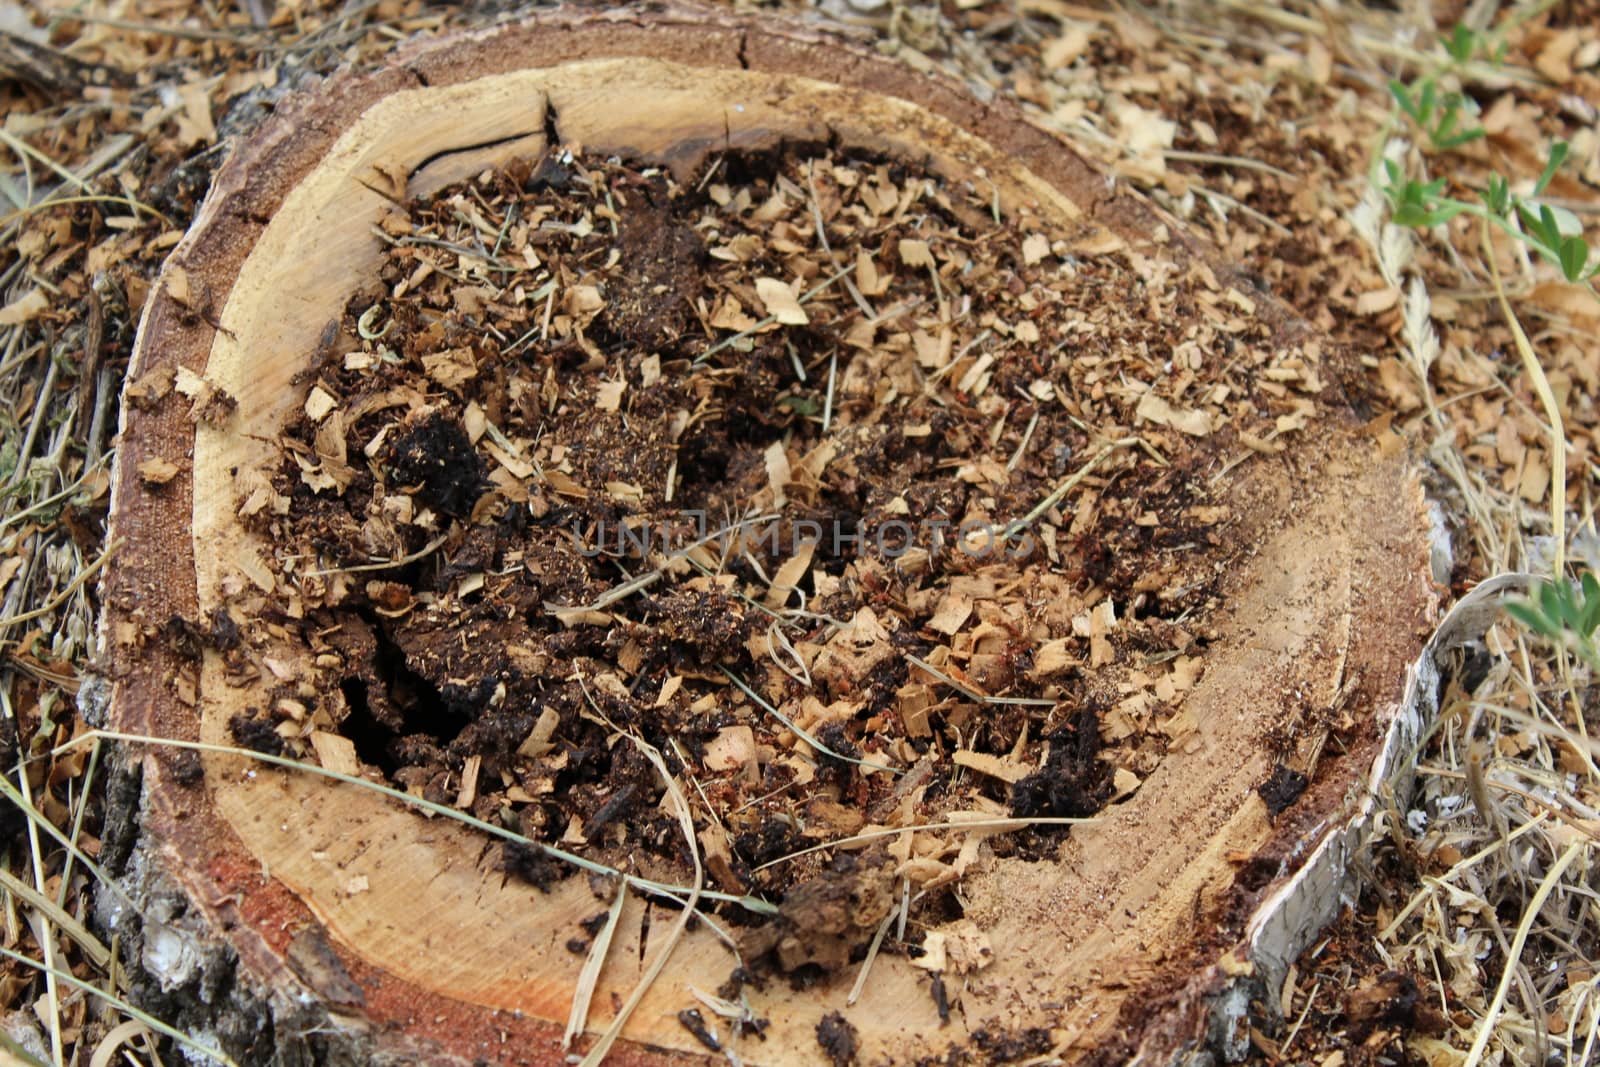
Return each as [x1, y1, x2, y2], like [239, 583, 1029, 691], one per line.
[1388, 80, 1420, 121]
[1418, 80, 1438, 122]
[1444, 24, 1477, 63]
[1559, 237, 1590, 282]
[1432, 107, 1459, 145]
[1482, 174, 1510, 216]
[1518, 203, 1561, 250]
[1534, 142, 1570, 197]
[1563, 588, 1586, 630]
[1539, 580, 1566, 627]
[1392, 203, 1431, 228]
[1434, 124, 1486, 149]
[1388, 175, 1468, 230]
[1505, 600, 1561, 640]
[1541, 204, 1562, 238]
[1579, 572, 1600, 635]
[1558, 581, 1585, 630]
[1402, 201, 1469, 228]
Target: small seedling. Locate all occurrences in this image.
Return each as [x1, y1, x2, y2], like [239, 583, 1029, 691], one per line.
[1381, 143, 1595, 284]
[1504, 572, 1600, 671]
[1373, 15, 1591, 602]
[1386, 24, 1486, 151]
[1386, 77, 1484, 151]
[1381, 24, 1596, 285]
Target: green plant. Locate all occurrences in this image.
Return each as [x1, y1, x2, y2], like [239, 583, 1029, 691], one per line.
[1505, 572, 1600, 671]
[1381, 26, 1595, 285]
[1386, 25, 1488, 151]
[1376, 17, 1594, 650]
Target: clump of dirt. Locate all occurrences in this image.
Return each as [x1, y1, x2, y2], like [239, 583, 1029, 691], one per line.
[235, 141, 1293, 974]
[381, 407, 487, 519]
[815, 1010, 860, 1066]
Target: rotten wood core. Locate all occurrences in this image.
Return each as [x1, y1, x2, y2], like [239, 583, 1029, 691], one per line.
[232, 139, 1254, 970]
[102, 7, 1438, 1065]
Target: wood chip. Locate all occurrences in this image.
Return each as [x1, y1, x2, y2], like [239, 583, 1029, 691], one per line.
[595, 379, 625, 412]
[897, 239, 935, 268]
[136, 457, 181, 485]
[421, 347, 478, 390]
[518, 706, 562, 759]
[927, 592, 974, 636]
[304, 386, 337, 422]
[765, 539, 817, 609]
[704, 725, 758, 773]
[0, 289, 47, 325]
[953, 749, 1028, 783]
[1136, 392, 1212, 436]
[310, 730, 361, 776]
[755, 276, 809, 325]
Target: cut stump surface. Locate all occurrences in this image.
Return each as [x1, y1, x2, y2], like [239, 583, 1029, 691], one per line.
[101, 6, 1439, 1065]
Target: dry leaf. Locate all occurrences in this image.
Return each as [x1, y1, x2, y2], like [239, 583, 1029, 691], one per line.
[483, 439, 534, 480]
[928, 592, 973, 635]
[518, 706, 562, 758]
[953, 749, 1027, 783]
[1089, 599, 1117, 668]
[1070, 228, 1127, 256]
[708, 293, 755, 331]
[1535, 29, 1580, 84]
[237, 551, 276, 594]
[765, 540, 817, 609]
[1029, 638, 1076, 678]
[1355, 287, 1400, 315]
[1305, 38, 1333, 84]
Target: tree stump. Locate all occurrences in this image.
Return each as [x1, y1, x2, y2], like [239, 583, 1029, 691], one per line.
[100, 6, 1440, 1064]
